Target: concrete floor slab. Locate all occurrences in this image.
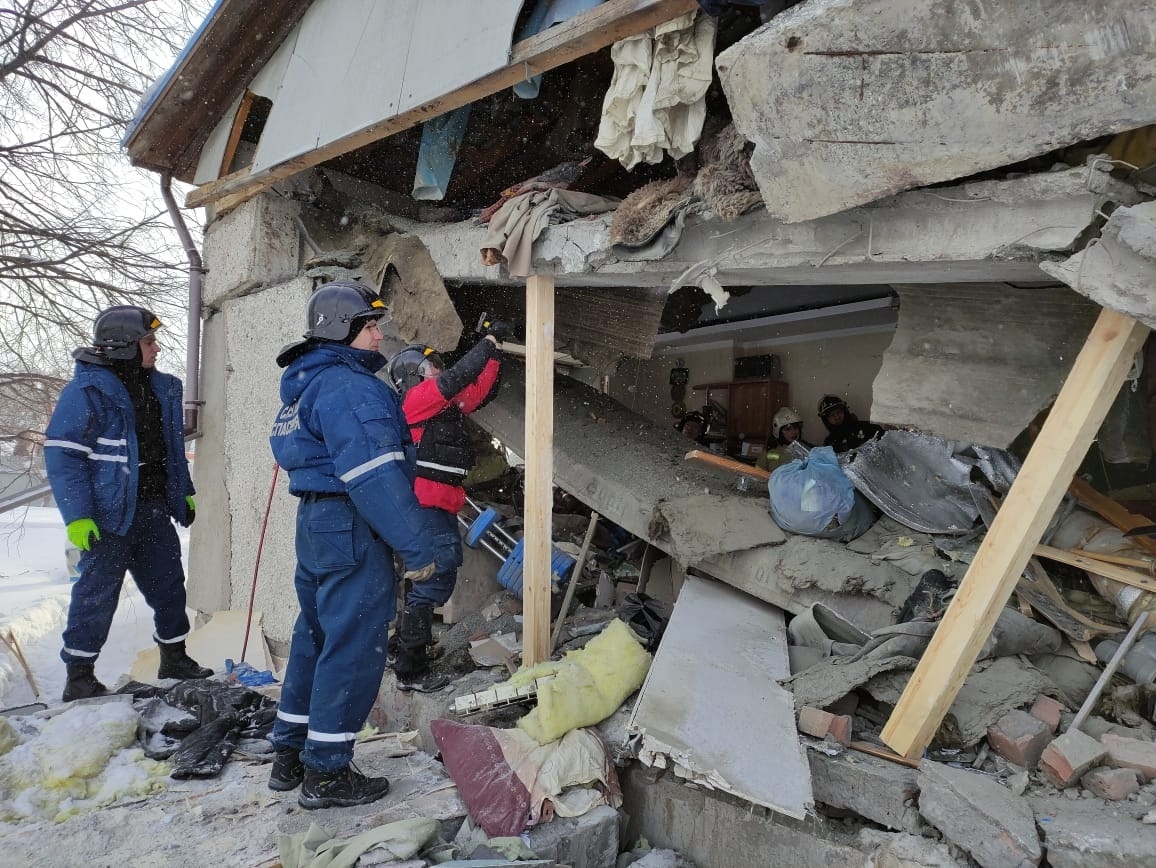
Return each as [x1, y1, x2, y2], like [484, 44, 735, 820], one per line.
[627, 575, 812, 819]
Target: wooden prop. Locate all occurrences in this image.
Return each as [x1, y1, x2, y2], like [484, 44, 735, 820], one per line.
[523, 274, 556, 666]
[881, 309, 1149, 760]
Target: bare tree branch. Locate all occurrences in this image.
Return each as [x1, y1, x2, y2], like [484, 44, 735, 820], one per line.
[0, 0, 209, 377]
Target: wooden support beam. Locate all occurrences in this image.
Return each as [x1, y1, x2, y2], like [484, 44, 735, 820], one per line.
[186, 0, 699, 212]
[523, 274, 556, 666]
[881, 308, 1150, 760]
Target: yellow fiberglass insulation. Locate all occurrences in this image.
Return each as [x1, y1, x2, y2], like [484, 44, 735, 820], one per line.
[506, 618, 652, 744]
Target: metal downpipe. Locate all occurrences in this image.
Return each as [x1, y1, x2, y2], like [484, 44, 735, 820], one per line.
[160, 174, 206, 436]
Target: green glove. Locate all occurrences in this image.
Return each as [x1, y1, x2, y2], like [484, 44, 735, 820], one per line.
[67, 518, 100, 552]
[185, 495, 196, 527]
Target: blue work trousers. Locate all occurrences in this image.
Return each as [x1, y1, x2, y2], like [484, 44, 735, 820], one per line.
[269, 494, 398, 772]
[61, 497, 190, 664]
[405, 506, 463, 609]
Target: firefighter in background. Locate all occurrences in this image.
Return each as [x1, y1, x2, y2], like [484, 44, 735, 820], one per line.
[386, 322, 506, 692]
[756, 406, 814, 473]
[44, 305, 211, 703]
[267, 280, 435, 809]
[818, 395, 882, 453]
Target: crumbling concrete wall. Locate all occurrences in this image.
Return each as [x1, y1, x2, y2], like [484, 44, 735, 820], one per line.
[1042, 200, 1156, 330]
[716, 0, 1156, 223]
[872, 284, 1101, 448]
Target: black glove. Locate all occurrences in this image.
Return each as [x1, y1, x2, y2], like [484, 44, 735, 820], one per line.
[484, 320, 511, 342]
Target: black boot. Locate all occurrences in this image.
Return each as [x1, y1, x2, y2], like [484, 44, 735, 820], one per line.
[157, 641, 214, 680]
[298, 763, 390, 810]
[394, 606, 451, 693]
[62, 662, 108, 702]
[268, 748, 305, 791]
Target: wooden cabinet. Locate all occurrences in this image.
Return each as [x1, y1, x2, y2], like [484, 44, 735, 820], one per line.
[691, 378, 789, 454]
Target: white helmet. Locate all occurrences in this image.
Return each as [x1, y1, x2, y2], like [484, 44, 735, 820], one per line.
[772, 406, 804, 439]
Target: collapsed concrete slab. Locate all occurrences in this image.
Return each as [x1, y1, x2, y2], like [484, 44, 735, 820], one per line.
[472, 362, 785, 564]
[1042, 200, 1156, 331]
[872, 284, 1101, 448]
[716, 0, 1156, 223]
[918, 762, 1042, 868]
[410, 166, 1100, 288]
[627, 576, 812, 819]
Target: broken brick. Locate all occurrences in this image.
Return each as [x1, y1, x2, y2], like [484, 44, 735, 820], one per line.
[987, 709, 1053, 769]
[1040, 729, 1108, 788]
[1029, 695, 1064, 733]
[1100, 733, 1156, 782]
[1081, 766, 1141, 801]
[798, 706, 852, 747]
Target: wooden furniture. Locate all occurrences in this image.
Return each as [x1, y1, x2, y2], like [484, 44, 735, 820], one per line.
[690, 378, 789, 454]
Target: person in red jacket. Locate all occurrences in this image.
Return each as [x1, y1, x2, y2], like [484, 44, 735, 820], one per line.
[386, 323, 506, 691]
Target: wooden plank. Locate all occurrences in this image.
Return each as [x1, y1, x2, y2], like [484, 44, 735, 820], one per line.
[1068, 476, 1156, 557]
[1070, 548, 1156, 574]
[850, 741, 922, 770]
[685, 449, 771, 480]
[1034, 544, 1156, 594]
[218, 90, 255, 177]
[186, 0, 699, 211]
[523, 274, 556, 666]
[881, 309, 1150, 760]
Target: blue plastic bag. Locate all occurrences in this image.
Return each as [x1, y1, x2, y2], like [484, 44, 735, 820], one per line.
[768, 446, 874, 542]
[224, 658, 278, 687]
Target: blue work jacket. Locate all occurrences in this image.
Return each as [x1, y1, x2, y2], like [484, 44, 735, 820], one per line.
[270, 342, 433, 572]
[45, 361, 194, 535]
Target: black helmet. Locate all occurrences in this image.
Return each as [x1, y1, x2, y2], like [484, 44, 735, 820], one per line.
[304, 279, 387, 343]
[92, 305, 162, 360]
[818, 395, 847, 418]
[387, 344, 444, 395]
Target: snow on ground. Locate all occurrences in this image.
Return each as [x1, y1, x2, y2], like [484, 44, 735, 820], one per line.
[0, 507, 465, 866]
[0, 506, 191, 708]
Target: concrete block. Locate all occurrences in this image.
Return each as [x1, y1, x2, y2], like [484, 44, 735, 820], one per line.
[1100, 733, 1156, 782]
[1031, 794, 1156, 868]
[917, 761, 1042, 868]
[1040, 729, 1109, 789]
[987, 709, 1054, 769]
[716, 0, 1156, 224]
[1030, 695, 1065, 733]
[526, 804, 619, 868]
[203, 192, 300, 306]
[1080, 766, 1141, 802]
[621, 764, 867, 868]
[807, 749, 921, 833]
[798, 706, 852, 747]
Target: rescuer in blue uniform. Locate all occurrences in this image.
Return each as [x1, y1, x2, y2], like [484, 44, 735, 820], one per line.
[266, 280, 435, 810]
[44, 305, 211, 703]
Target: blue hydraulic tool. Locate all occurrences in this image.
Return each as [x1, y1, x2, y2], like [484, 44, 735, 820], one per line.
[458, 497, 577, 597]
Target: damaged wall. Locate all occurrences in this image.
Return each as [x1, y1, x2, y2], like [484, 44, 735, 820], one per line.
[716, 0, 1156, 223]
[872, 284, 1102, 448]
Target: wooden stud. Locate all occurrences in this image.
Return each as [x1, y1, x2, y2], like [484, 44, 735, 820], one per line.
[218, 90, 255, 177]
[523, 273, 556, 666]
[1035, 544, 1156, 594]
[684, 449, 771, 480]
[186, 0, 699, 212]
[881, 308, 1149, 760]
